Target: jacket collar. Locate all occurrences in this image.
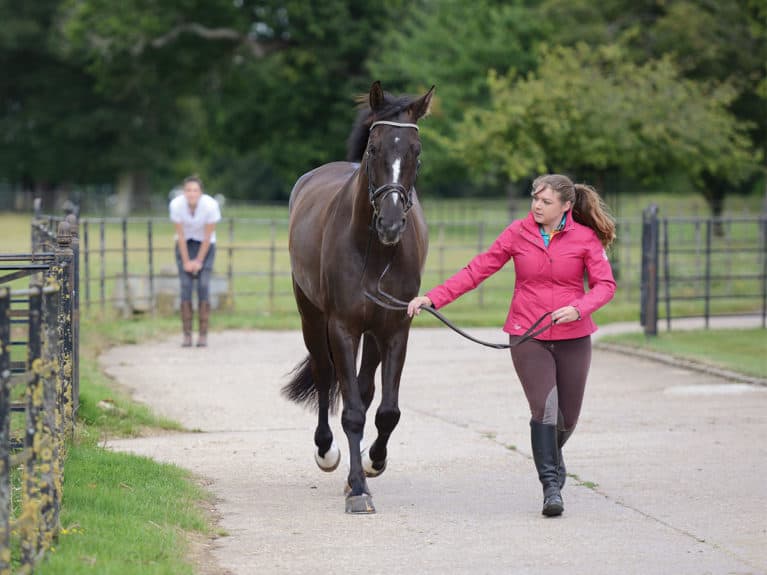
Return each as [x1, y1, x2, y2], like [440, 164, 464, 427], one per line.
[522, 211, 575, 233]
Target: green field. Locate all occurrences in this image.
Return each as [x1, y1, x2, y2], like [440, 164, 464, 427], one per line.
[2, 190, 764, 327]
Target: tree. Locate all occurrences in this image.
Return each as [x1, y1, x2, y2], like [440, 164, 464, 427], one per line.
[58, 0, 410, 202]
[368, 0, 546, 196]
[447, 43, 759, 213]
[537, 0, 767, 214]
[0, 0, 122, 208]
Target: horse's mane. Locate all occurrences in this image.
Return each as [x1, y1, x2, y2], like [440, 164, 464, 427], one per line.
[345, 92, 419, 162]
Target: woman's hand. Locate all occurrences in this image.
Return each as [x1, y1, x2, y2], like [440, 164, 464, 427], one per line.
[183, 260, 197, 273]
[551, 305, 581, 324]
[407, 295, 433, 318]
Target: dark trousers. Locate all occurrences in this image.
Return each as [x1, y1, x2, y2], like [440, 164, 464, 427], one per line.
[176, 240, 216, 303]
[510, 336, 592, 430]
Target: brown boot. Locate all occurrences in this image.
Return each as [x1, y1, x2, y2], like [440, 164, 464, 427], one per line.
[197, 301, 210, 347]
[181, 301, 193, 347]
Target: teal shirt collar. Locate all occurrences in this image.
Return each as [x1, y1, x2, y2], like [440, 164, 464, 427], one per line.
[539, 213, 568, 247]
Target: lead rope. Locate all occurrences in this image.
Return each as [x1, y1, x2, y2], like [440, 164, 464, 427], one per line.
[362, 262, 555, 349]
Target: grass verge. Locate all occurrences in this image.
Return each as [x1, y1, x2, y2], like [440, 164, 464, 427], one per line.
[598, 328, 767, 379]
[12, 316, 216, 575]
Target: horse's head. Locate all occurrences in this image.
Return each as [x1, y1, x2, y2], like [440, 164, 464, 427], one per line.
[363, 81, 435, 246]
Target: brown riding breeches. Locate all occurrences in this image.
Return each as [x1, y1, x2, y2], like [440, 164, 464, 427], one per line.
[510, 335, 592, 430]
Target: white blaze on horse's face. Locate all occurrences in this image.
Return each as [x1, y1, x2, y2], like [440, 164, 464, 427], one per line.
[391, 158, 401, 184]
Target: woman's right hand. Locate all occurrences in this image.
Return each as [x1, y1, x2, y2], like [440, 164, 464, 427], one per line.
[407, 295, 433, 318]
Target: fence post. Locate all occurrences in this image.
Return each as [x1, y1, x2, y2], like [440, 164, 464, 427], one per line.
[55, 222, 75, 435]
[269, 220, 276, 314]
[148, 219, 155, 315]
[39, 285, 60, 545]
[227, 218, 234, 309]
[99, 220, 106, 314]
[31, 198, 42, 254]
[762, 216, 767, 329]
[21, 285, 43, 566]
[66, 215, 80, 418]
[83, 220, 90, 312]
[121, 218, 129, 318]
[662, 218, 671, 332]
[640, 204, 659, 336]
[704, 219, 712, 329]
[0, 288, 10, 575]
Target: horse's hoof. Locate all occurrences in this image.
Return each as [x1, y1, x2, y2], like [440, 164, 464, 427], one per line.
[361, 447, 387, 478]
[314, 441, 341, 472]
[345, 494, 376, 514]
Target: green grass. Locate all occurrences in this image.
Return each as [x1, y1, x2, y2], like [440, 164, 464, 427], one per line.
[599, 328, 767, 378]
[36, 446, 211, 575]
[4, 315, 215, 574]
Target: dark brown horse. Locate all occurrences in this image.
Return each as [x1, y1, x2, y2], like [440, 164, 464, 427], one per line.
[283, 81, 434, 514]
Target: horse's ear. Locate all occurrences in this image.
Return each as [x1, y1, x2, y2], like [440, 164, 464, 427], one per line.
[409, 85, 436, 122]
[369, 81, 385, 111]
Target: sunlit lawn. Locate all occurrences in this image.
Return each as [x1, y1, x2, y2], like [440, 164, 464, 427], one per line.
[599, 328, 767, 379]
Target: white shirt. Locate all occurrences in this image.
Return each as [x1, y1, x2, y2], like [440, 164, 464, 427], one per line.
[169, 194, 221, 243]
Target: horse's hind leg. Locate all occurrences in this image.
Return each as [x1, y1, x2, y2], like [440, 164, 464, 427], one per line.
[293, 280, 339, 471]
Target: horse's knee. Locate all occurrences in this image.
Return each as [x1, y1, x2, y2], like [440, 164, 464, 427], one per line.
[341, 407, 365, 435]
[375, 406, 401, 434]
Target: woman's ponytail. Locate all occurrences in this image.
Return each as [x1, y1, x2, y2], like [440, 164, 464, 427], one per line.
[571, 183, 616, 248]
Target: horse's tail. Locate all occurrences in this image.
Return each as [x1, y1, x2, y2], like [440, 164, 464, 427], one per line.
[282, 355, 340, 413]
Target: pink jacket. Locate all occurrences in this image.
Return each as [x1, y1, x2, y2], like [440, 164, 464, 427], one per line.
[426, 212, 616, 340]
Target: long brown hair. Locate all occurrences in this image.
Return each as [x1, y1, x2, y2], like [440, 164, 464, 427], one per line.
[532, 174, 616, 247]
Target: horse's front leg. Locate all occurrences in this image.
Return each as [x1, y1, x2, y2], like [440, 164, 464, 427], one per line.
[327, 319, 373, 513]
[365, 331, 408, 479]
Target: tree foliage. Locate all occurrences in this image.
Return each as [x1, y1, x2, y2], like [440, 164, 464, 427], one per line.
[368, 0, 545, 195]
[0, 0, 764, 213]
[448, 44, 759, 195]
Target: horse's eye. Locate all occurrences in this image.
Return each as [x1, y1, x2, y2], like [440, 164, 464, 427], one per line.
[367, 145, 377, 158]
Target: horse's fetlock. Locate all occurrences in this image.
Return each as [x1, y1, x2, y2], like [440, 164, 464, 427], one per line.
[375, 407, 401, 433]
[314, 429, 333, 455]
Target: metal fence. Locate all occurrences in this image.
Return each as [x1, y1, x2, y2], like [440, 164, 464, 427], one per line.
[0, 214, 79, 575]
[72, 214, 644, 316]
[641, 205, 767, 335]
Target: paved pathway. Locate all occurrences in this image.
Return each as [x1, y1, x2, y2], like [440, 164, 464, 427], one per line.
[103, 318, 767, 574]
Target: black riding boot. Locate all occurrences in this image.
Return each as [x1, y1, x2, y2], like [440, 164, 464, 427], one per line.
[531, 420, 564, 517]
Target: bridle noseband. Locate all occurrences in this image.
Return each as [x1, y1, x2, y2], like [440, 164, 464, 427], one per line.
[366, 121, 420, 215]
